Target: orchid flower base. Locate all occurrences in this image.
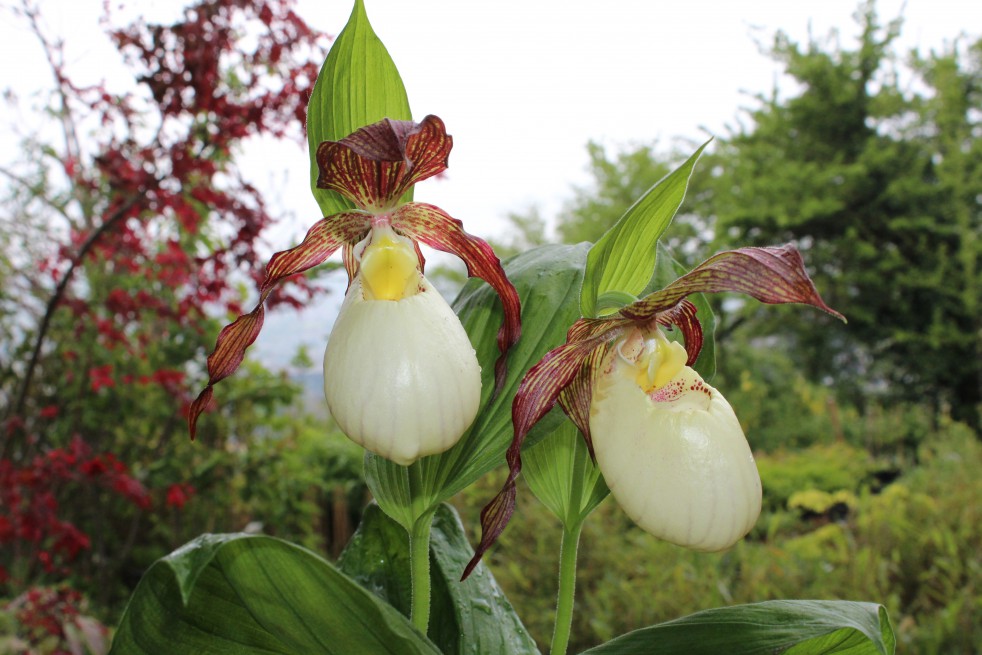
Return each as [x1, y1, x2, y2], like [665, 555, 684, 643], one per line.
[324, 275, 481, 466]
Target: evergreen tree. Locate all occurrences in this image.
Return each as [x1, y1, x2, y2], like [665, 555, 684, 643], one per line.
[706, 3, 981, 427]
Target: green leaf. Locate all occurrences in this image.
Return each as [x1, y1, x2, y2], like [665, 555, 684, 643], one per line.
[339, 503, 540, 655]
[581, 140, 710, 318]
[109, 534, 439, 655]
[577, 600, 895, 655]
[523, 419, 609, 530]
[365, 243, 589, 529]
[307, 0, 412, 217]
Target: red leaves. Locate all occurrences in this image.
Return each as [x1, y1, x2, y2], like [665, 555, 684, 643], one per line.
[0, 437, 151, 580]
[11, 0, 331, 444]
[316, 115, 453, 210]
[7, 585, 109, 653]
[88, 365, 115, 392]
[165, 483, 196, 510]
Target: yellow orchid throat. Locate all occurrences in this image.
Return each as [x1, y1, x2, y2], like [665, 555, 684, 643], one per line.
[358, 227, 421, 301]
[323, 225, 482, 466]
[617, 327, 690, 395]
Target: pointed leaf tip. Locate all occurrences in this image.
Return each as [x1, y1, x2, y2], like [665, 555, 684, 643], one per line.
[306, 0, 412, 217]
[581, 139, 711, 318]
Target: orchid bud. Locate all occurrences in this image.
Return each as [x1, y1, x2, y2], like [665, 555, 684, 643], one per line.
[590, 327, 761, 551]
[323, 226, 482, 465]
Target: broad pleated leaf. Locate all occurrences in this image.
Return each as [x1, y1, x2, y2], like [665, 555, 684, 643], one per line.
[581, 140, 711, 318]
[109, 534, 439, 655]
[577, 600, 895, 655]
[338, 503, 540, 655]
[523, 420, 609, 530]
[364, 244, 588, 531]
[308, 0, 412, 217]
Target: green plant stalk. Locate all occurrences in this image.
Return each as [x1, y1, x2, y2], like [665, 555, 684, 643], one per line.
[550, 521, 583, 655]
[408, 463, 434, 634]
[550, 424, 592, 655]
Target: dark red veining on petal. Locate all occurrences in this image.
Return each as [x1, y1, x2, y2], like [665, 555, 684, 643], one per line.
[462, 332, 617, 580]
[655, 299, 703, 366]
[315, 115, 452, 210]
[465, 243, 842, 576]
[189, 212, 369, 439]
[621, 245, 845, 323]
[392, 203, 521, 394]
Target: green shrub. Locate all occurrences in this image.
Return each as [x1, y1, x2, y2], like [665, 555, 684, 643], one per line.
[757, 442, 872, 510]
[788, 489, 858, 516]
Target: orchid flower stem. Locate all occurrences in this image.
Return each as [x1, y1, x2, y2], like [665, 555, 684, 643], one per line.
[408, 499, 434, 634]
[550, 521, 583, 655]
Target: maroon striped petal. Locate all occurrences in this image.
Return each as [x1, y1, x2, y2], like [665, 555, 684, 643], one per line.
[189, 212, 370, 440]
[462, 333, 615, 580]
[342, 242, 357, 292]
[566, 316, 631, 344]
[392, 202, 521, 394]
[620, 244, 845, 323]
[557, 344, 609, 457]
[315, 115, 452, 210]
[655, 299, 703, 366]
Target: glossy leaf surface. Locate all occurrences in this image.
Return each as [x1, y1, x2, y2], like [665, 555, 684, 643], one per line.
[339, 503, 540, 655]
[578, 600, 894, 655]
[109, 534, 438, 654]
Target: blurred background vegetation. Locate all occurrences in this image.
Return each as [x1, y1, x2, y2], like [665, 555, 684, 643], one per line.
[1, 1, 979, 654]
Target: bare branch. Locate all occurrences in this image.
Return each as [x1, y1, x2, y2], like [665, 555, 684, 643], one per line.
[3, 196, 139, 451]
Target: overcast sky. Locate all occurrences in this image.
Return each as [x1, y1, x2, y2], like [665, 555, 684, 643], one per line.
[0, 0, 974, 367]
[277, 0, 973, 242]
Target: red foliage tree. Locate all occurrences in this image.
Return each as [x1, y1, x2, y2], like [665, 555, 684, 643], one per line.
[0, 0, 328, 619]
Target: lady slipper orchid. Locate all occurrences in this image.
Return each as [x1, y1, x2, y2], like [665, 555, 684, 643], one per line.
[590, 326, 760, 551]
[323, 225, 481, 464]
[464, 245, 843, 578]
[189, 116, 521, 467]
